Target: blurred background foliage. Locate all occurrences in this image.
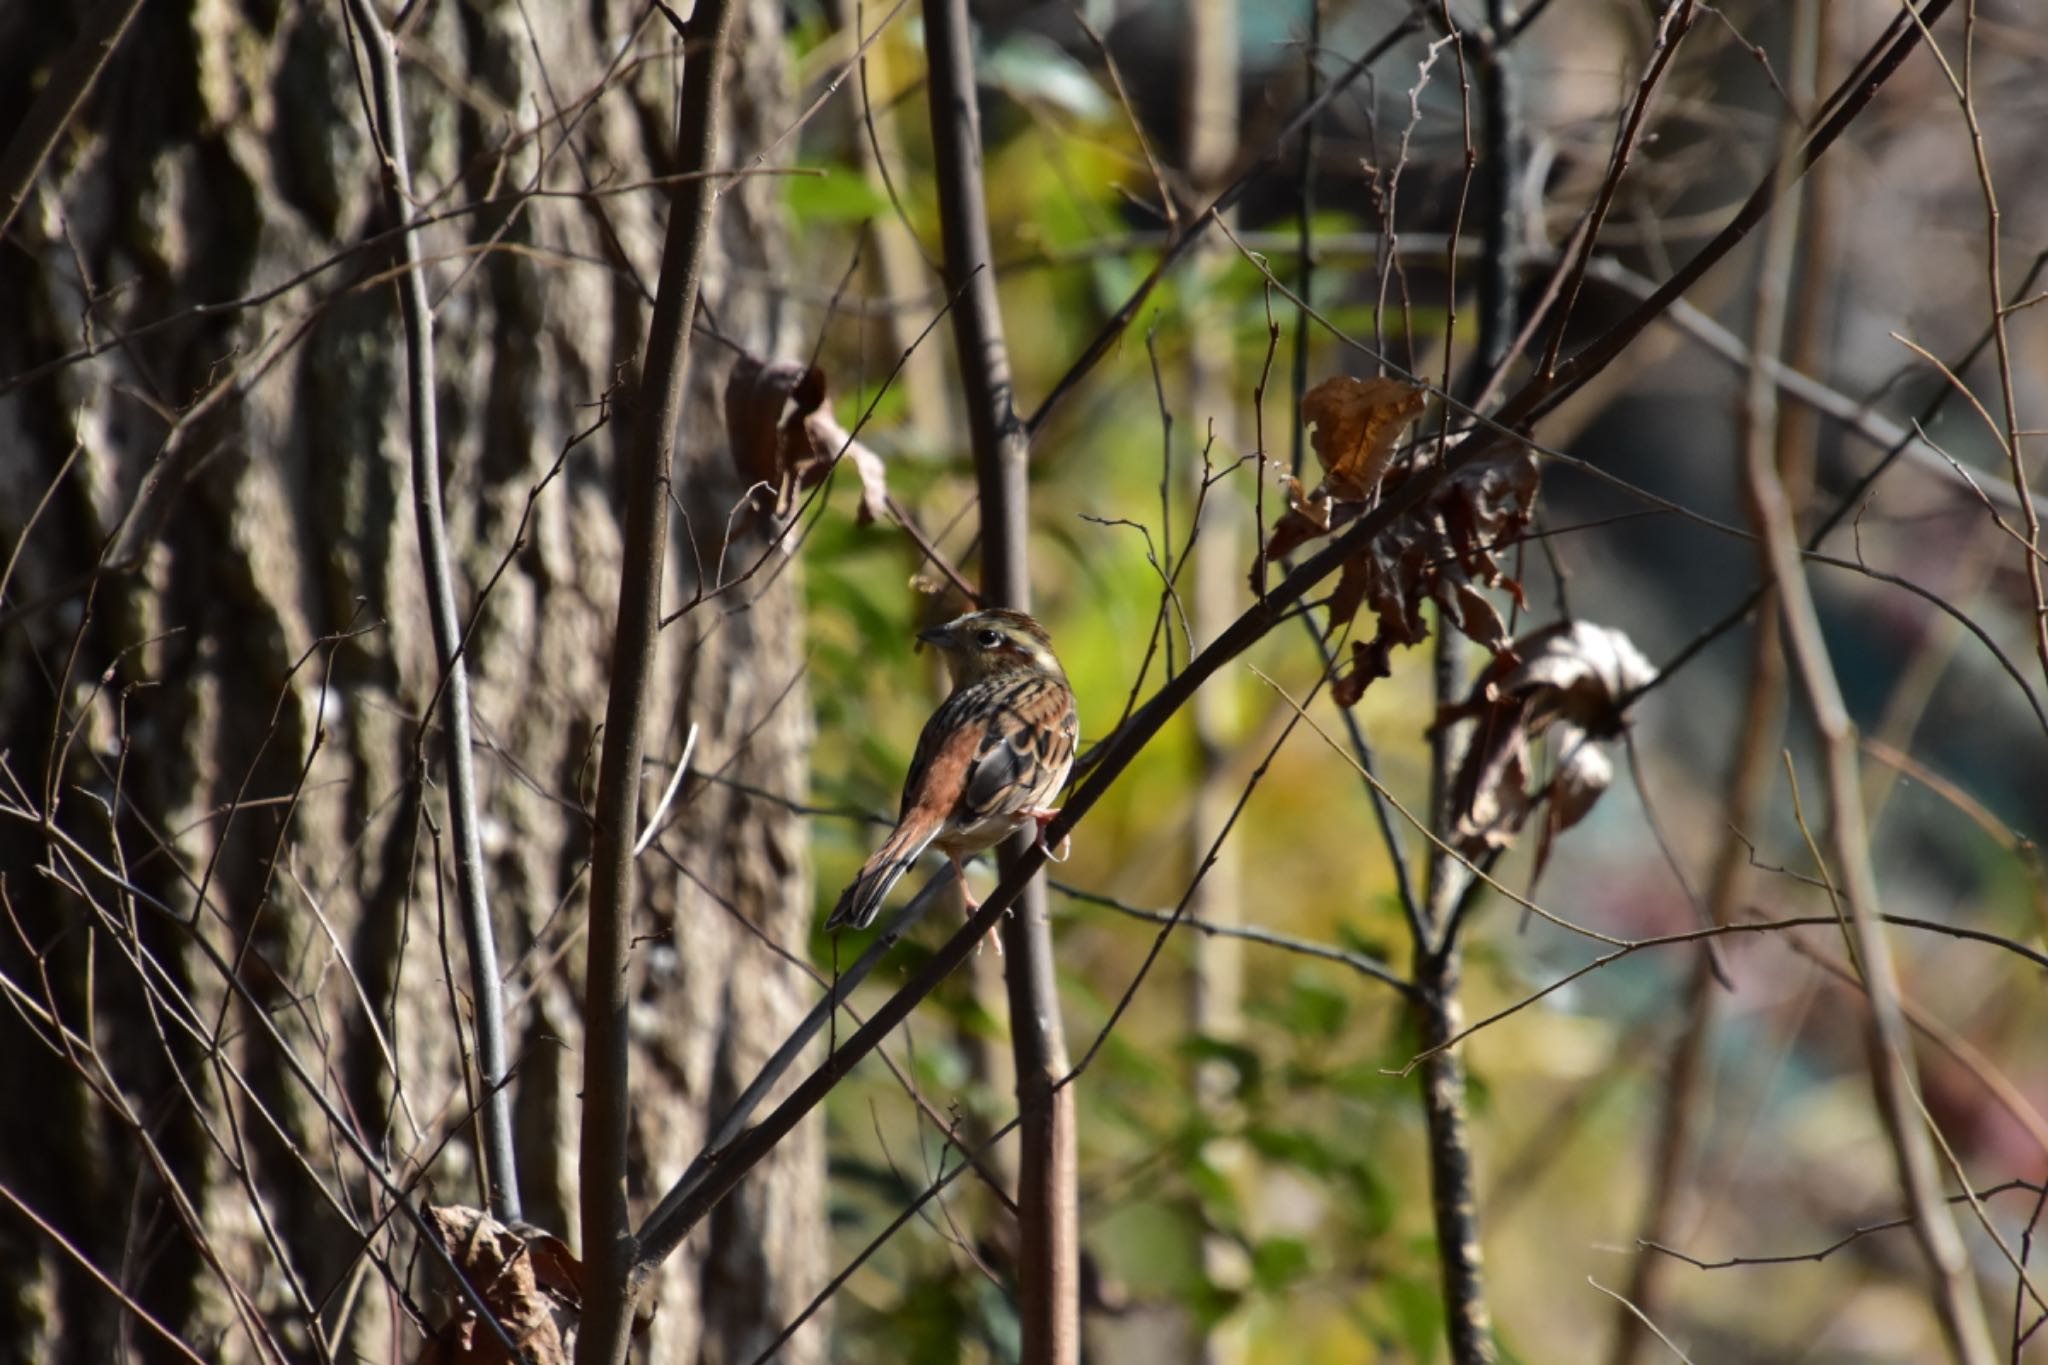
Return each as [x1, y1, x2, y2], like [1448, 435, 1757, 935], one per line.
[765, 0, 2046, 1360]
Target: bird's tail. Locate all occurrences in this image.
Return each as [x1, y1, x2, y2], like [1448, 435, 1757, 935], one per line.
[826, 819, 940, 931]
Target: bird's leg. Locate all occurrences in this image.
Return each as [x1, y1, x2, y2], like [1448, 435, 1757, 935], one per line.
[1028, 807, 1070, 862]
[950, 853, 1005, 956]
[950, 852, 981, 911]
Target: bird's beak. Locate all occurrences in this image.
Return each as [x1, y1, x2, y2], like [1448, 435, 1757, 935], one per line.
[916, 623, 953, 648]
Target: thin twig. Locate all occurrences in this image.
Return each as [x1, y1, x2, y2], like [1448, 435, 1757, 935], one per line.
[1025, 15, 1424, 438]
[8, 804, 525, 1360]
[0, 0, 147, 240]
[1053, 881, 1414, 998]
[632, 723, 699, 856]
[1396, 909, 2048, 1072]
[1641, 1180, 2040, 1270]
[636, 866, 958, 1230]
[1588, 1278, 1696, 1365]
[1897, 0, 2046, 685]
[0, 1177, 212, 1365]
[346, 0, 521, 1223]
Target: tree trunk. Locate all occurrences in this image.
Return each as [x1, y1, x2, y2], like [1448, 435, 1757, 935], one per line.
[0, 2, 821, 1361]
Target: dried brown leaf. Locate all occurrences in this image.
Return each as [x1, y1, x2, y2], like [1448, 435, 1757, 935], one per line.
[805, 408, 891, 526]
[1438, 577, 1510, 656]
[1285, 473, 1330, 527]
[723, 352, 891, 525]
[1316, 445, 1539, 708]
[1436, 621, 1651, 857]
[1303, 376, 1427, 500]
[1530, 723, 1616, 884]
[1548, 723, 1614, 829]
[723, 355, 818, 498]
[1451, 718, 1534, 855]
[1250, 387, 1540, 708]
[1506, 621, 1657, 734]
[416, 1206, 572, 1365]
[1261, 505, 1332, 565]
[1327, 639, 1379, 707]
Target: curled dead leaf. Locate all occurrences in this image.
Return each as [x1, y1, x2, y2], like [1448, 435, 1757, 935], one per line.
[804, 406, 892, 526]
[1432, 621, 1655, 867]
[1329, 639, 1392, 708]
[723, 354, 817, 490]
[723, 353, 892, 528]
[1303, 376, 1427, 500]
[1251, 377, 1425, 576]
[417, 1206, 577, 1365]
[1503, 620, 1657, 733]
[1284, 472, 1330, 528]
[1548, 724, 1614, 829]
[1295, 437, 1538, 707]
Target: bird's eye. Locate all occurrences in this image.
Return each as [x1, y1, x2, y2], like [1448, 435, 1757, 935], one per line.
[975, 629, 1002, 648]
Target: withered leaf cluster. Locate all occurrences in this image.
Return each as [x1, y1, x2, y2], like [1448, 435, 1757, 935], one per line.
[1434, 621, 1656, 876]
[1257, 376, 1539, 706]
[724, 352, 890, 530]
[417, 1206, 585, 1365]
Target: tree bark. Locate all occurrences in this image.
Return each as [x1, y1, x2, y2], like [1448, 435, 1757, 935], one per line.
[0, 2, 821, 1361]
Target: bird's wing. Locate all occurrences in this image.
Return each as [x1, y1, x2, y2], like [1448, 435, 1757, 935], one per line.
[898, 687, 999, 826]
[960, 673, 1073, 822]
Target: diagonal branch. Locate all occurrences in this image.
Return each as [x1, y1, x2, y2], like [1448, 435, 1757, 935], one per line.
[0, 0, 146, 242]
[1516, 0, 1953, 429]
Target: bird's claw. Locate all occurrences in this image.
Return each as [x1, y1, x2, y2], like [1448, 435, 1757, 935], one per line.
[1029, 807, 1071, 863]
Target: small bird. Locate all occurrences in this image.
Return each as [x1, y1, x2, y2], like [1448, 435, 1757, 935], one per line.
[826, 608, 1078, 933]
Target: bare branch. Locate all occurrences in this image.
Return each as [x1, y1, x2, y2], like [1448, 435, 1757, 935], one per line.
[1641, 1180, 2041, 1271]
[924, 0, 1077, 1352]
[345, 0, 521, 1223]
[1742, 132, 1999, 1354]
[0, 0, 146, 241]
[573, 0, 738, 1358]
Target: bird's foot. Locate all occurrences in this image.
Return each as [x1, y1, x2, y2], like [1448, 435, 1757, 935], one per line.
[1029, 807, 1071, 863]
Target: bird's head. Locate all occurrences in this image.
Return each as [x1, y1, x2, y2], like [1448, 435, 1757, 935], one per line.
[918, 609, 1064, 686]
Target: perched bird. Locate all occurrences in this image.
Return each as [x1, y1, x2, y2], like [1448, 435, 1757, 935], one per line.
[826, 608, 1078, 933]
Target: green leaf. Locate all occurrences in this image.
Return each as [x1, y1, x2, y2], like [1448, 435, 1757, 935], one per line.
[1382, 1268, 1447, 1361]
[1244, 1123, 1336, 1177]
[1092, 1197, 1208, 1297]
[1282, 974, 1351, 1040]
[785, 167, 893, 225]
[1183, 1149, 1243, 1232]
[975, 1276, 1022, 1363]
[1339, 1156, 1395, 1235]
[840, 378, 909, 431]
[1335, 917, 1396, 964]
[910, 1037, 970, 1091]
[1250, 1236, 1312, 1291]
